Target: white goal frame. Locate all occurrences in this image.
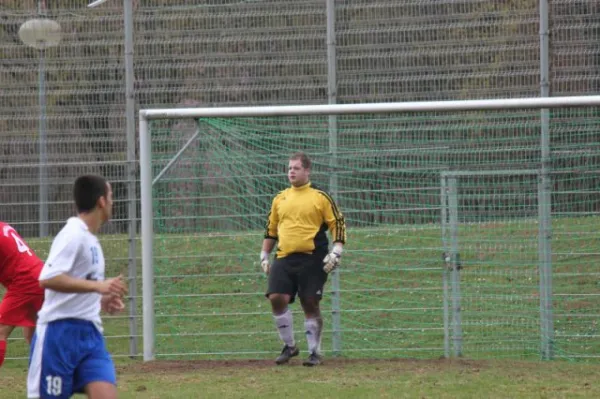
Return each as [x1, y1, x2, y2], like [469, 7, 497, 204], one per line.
[139, 95, 600, 361]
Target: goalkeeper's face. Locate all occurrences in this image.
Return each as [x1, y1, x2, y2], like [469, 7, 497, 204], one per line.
[288, 159, 309, 187]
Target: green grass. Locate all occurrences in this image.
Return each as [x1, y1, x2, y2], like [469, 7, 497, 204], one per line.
[145, 216, 599, 361]
[3, 358, 600, 398]
[2, 216, 599, 365]
[1, 216, 599, 397]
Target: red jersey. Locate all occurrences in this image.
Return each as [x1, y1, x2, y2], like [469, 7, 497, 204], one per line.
[0, 222, 44, 288]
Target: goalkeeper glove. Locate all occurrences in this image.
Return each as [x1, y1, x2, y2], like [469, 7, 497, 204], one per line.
[323, 243, 343, 274]
[260, 251, 271, 274]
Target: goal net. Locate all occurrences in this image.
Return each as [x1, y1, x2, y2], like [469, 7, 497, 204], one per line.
[139, 97, 600, 361]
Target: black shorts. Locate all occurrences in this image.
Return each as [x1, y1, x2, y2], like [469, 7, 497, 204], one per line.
[266, 251, 328, 304]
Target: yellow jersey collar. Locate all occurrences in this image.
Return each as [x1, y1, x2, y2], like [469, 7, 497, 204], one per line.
[291, 182, 311, 191]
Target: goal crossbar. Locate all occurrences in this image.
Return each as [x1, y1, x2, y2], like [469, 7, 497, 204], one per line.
[140, 95, 600, 120]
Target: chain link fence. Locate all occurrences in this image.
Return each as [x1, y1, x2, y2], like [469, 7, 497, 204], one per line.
[1, 0, 599, 360]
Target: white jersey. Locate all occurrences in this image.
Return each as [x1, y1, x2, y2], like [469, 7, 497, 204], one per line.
[37, 217, 105, 331]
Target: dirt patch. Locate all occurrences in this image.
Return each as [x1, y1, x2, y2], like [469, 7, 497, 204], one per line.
[119, 357, 490, 375]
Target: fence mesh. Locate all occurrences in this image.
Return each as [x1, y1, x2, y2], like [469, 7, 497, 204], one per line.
[0, 0, 599, 360]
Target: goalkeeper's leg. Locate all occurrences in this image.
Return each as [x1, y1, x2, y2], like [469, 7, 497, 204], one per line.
[270, 294, 299, 364]
[300, 297, 323, 354]
[266, 258, 299, 364]
[298, 251, 328, 366]
[300, 297, 323, 366]
[270, 294, 296, 348]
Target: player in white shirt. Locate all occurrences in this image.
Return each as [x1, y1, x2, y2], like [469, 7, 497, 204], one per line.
[27, 175, 127, 399]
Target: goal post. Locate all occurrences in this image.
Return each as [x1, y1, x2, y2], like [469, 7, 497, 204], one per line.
[139, 95, 600, 362]
[440, 169, 548, 359]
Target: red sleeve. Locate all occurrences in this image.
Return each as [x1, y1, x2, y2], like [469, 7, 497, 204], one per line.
[0, 223, 42, 285]
[0, 223, 14, 284]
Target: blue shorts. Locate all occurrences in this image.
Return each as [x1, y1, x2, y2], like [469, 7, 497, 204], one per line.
[27, 319, 116, 399]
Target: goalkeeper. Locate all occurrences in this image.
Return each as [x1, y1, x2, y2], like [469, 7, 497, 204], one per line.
[260, 151, 346, 367]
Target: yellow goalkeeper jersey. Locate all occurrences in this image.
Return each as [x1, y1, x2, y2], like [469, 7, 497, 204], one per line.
[264, 182, 346, 258]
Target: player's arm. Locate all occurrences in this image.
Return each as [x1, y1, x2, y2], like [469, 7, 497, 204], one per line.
[41, 274, 126, 296]
[320, 192, 347, 273]
[264, 194, 279, 242]
[39, 233, 126, 296]
[320, 191, 346, 246]
[260, 195, 280, 274]
[261, 237, 276, 254]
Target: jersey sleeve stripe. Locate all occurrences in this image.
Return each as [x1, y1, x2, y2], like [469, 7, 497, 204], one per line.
[264, 190, 286, 239]
[317, 190, 346, 243]
[264, 211, 273, 238]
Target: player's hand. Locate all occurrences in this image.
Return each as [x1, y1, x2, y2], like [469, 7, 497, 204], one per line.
[102, 296, 125, 315]
[323, 244, 343, 274]
[260, 251, 271, 275]
[97, 275, 127, 297]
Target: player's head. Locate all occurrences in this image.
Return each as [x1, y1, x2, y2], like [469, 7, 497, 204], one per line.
[288, 152, 311, 187]
[73, 175, 113, 222]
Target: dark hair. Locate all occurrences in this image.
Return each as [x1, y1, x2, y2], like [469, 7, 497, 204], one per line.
[289, 151, 311, 169]
[73, 175, 108, 213]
